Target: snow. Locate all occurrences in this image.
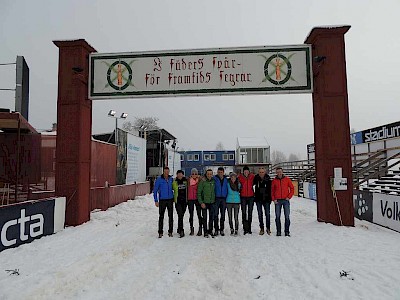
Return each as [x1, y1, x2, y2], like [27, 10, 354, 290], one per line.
[1, 195, 400, 300]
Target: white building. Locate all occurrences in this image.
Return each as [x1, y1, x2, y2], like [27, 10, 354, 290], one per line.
[236, 137, 271, 169]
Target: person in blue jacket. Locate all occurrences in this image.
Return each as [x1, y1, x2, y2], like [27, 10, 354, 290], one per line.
[226, 172, 241, 236]
[153, 166, 174, 238]
[214, 167, 228, 236]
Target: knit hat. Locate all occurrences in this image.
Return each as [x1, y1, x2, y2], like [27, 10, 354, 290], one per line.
[229, 172, 237, 177]
[191, 168, 199, 175]
[243, 166, 250, 172]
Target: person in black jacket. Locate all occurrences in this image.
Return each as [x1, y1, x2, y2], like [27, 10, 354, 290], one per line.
[253, 167, 272, 235]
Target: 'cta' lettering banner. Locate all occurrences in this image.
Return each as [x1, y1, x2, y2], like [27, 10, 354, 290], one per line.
[0, 197, 66, 252]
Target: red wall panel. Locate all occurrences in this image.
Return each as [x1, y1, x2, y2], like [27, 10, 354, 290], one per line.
[91, 140, 117, 188]
[90, 182, 150, 211]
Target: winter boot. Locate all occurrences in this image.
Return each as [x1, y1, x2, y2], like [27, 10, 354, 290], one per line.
[243, 220, 250, 234]
[230, 228, 234, 235]
[234, 230, 238, 236]
[190, 227, 194, 236]
[179, 230, 185, 238]
[197, 228, 202, 236]
[259, 228, 265, 235]
[285, 232, 290, 237]
[168, 232, 173, 237]
[266, 229, 271, 236]
[158, 233, 163, 238]
[220, 230, 225, 236]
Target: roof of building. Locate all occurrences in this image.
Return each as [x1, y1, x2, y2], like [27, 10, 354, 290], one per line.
[237, 137, 269, 148]
[0, 112, 38, 134]
[92, 128, 176, 144]
[145, 128, 176, 142]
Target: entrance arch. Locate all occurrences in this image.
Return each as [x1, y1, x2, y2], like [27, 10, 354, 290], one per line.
[53, 26, 354, 227]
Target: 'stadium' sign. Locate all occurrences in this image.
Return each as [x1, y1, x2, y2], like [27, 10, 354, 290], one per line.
[362, 121, 400, 143]
[373, 193, 400, 232]
[351, 120, 400, 145]
[0, 197, 66, 252]
[89, 45, 312, 99]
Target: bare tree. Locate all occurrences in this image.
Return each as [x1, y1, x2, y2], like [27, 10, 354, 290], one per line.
[122, 121, 135, 133]
[271, 150, 287, 165]
[122, 116, 159, 134]
[216, 142, 225, 151]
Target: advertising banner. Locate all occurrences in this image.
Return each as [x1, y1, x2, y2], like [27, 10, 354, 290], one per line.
[0, 197, 65, 252]
[350, 120, 400, 145]
[373, 193, 400, 232]
[308, 183, 317, 201]
[89, 45, 312, 99]
[303, 182, 310, 199]
[126, 133, 146, 183]
[167, 149, 182, 175]
[292, 180, 299, 196]
[116, 129, 127, 185]
[307, 143, 315, 154]
[353, 190, 373, 222]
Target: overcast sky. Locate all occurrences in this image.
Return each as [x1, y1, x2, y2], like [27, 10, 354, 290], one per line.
[1, 0, 399, 158]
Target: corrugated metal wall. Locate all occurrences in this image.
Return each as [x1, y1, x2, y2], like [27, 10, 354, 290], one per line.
[90, 182, 150, 211]
[40, 136, 117, 189]
[91, 140, 117, 188]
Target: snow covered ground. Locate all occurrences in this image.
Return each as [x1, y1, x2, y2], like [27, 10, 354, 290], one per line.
[1, 195, 400, 300]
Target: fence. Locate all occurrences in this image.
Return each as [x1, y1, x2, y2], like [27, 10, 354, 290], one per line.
[90, 181, 150, 211]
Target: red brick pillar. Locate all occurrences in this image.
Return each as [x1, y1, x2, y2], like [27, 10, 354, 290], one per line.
[53, 40, 96, 226]
[305, 26, 354, 226]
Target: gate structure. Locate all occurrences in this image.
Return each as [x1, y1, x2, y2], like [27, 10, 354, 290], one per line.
[54, 26, 354, 227]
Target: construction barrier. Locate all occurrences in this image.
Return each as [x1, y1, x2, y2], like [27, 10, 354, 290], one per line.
[90, 181, 150, 211]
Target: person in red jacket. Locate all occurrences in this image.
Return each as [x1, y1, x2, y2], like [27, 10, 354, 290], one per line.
[238, 166, 255, 234]
[271, 167, 294, 236]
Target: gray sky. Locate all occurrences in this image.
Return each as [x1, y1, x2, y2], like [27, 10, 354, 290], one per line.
[1, 0, 399, 158]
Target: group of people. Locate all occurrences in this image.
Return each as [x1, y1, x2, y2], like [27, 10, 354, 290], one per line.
[153, 165, 294, 238]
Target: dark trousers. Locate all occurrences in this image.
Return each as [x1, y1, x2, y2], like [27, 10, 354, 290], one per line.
[158, 199, 174, 234]
[188, 200, 202, 228]
[256, 201, 271, 230]
[241, 197, 254, 230]
[214, 197, 227, 231]
[226, 203, 240, 231]
[202, 203, 215, 234]
[175, 200, 187, 233]
[275, 199, 290, 234]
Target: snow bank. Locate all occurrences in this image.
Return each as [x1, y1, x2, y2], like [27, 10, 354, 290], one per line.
[1, 195, 399, 299]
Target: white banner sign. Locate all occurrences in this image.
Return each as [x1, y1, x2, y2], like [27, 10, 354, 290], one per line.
[373, 193, 400, 232]
[126, 134, 146, 184]
[167, 148, 182, 175]
[89, 45, 312, 99]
